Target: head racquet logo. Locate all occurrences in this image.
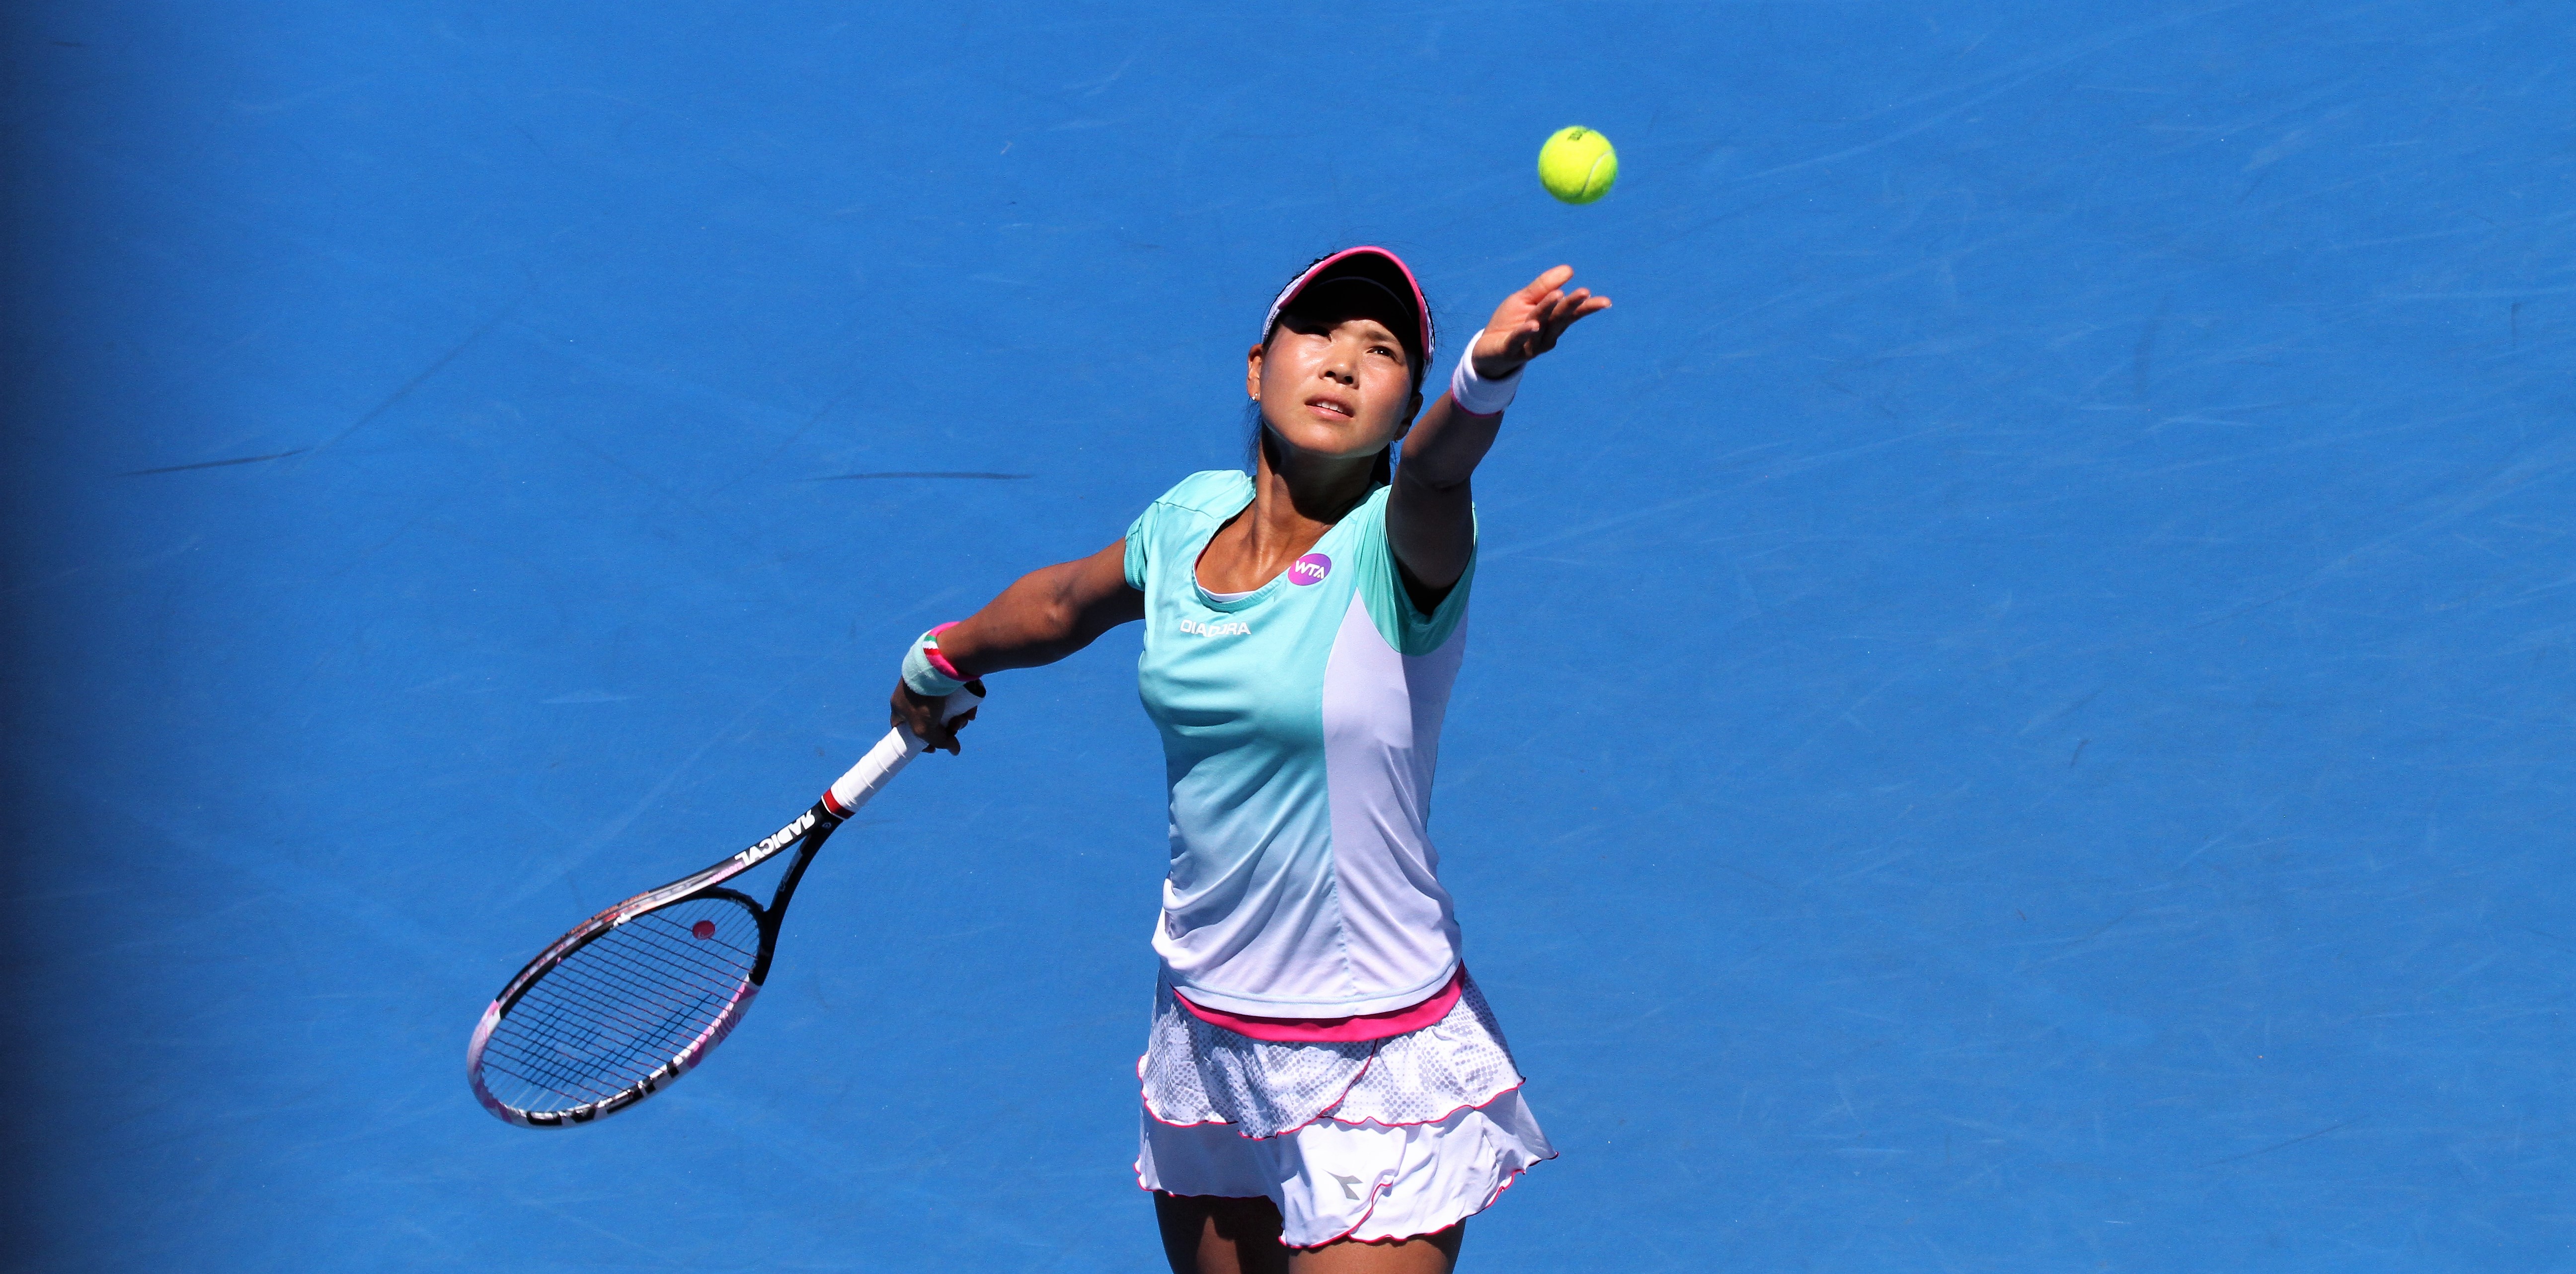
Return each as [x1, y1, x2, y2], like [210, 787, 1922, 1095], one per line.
[1289, 552, 1331, 585]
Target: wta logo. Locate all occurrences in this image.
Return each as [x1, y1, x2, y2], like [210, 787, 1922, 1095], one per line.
[1289, 553, 1332, 586]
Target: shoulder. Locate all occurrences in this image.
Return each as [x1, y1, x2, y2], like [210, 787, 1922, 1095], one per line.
[1129, 470, 1250, 540]
[1330, 483, 1398, 543]
[1125, 470, 1251, 588]
[1343, 482, 1474, 652]
[1146, 469, 1254, 519]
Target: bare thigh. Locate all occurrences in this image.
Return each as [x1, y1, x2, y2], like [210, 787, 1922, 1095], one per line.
[1155, 1193, 1464, 1274]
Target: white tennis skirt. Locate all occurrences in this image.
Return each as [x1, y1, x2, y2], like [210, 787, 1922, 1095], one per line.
[1133, 972, 1556, 1248]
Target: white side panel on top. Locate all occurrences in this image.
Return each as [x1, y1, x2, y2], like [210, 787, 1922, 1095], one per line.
[1318, 593, 1466, 1003]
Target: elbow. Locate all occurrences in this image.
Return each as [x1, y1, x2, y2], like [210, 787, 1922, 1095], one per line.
[1038, 596, 1086, 647]
[1398, 463, 1470, 496]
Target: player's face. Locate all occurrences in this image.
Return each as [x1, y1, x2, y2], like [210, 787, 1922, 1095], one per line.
[1249, 305, 1419, 462]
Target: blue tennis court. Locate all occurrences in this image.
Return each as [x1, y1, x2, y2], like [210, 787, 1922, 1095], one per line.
[5, 2, 2567, 1269]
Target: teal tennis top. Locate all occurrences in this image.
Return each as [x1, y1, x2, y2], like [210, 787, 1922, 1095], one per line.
[1125, 470, 1477, 1018]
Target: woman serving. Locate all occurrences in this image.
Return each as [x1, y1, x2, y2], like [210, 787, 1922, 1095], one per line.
[890, 248, 1609, 1273]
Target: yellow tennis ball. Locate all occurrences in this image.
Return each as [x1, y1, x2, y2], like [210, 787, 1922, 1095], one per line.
[1537, 126, 1618, 204]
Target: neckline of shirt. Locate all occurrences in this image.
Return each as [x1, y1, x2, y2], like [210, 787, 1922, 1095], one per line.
[1189, 481, 1327, 612]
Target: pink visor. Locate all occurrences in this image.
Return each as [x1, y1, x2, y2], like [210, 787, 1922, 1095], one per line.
[1263, 246, 1434, 368]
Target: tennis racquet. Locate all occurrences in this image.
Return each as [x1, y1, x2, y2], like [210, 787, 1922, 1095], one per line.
[467, 685, 983, 1127]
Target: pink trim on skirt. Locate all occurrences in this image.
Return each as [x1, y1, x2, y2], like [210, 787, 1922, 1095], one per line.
[1173, 967, 1466, 1043]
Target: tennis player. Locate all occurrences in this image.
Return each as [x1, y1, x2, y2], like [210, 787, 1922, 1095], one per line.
[889, 247, 1608, 1273]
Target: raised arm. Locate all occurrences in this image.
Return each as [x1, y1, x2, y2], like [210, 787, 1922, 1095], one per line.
[1388, 265, 1611, 611]
[888, 537, 1142, 752]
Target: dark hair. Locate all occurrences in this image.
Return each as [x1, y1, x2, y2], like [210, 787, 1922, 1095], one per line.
[1245, 257, 1431, 486]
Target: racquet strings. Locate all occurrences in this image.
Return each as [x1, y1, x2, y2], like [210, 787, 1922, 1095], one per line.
[476, 896, 763, 1115]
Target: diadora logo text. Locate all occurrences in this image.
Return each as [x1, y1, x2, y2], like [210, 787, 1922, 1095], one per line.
[1179, 619, 1250, 637]
[1289, 552, 1332, 586]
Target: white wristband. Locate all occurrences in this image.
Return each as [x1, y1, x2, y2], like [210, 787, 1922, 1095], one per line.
[1448, 339, 1523, 416]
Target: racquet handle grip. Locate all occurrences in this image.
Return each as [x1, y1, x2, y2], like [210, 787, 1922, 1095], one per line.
[822, 685, 982, 818]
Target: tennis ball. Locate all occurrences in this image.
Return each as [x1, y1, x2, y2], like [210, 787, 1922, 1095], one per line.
[1537, 126, 1618, 204]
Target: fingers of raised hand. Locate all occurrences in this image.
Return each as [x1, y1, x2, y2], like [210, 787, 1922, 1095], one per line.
[1521, 265, 1575, 299]
[1490, 287, 1556, 333]
[1544, 292, 1611, 337]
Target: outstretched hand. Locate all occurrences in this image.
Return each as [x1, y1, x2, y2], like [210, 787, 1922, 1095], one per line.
[1470, 265, 1612, 379]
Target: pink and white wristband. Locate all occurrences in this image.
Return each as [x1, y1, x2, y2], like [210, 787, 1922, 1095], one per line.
[1448, 338, 1523, 417]
[901, 622, 969, 697]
